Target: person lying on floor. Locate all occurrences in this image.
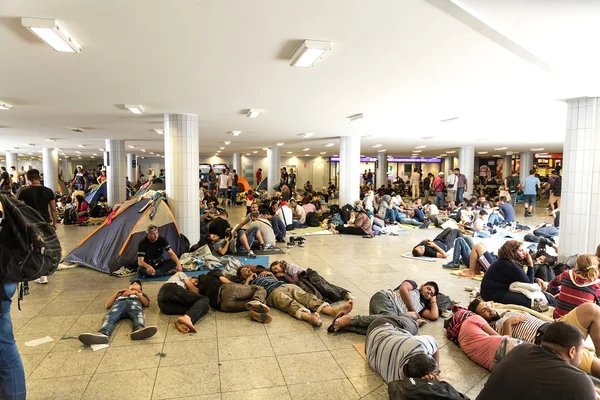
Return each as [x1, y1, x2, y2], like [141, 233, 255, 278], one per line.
[269, 260, 353, 303]
[365, 315, 439, 383]
[328, 205, 373, 236]
[79, 280, 158, 345]
[137, 224, 183, 278]
[480, 240, 557, 310]
[470, 298, 600, 378]
[442, 235, 475, 269]
[523, 222, 559, 244]
[329, 280, 439, 334]
[157, 272, 209, 333]
[237, 266, 353, 327]
[412, 227, 463, 258]
[477, 322, 597, 400]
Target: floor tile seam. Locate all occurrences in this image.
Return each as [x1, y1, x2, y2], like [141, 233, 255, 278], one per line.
[262, 320, 290, 391]
[328, 345, 369, 398]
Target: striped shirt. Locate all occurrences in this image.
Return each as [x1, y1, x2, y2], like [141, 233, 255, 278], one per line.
[549, 270, 600, 318]
[366, 322, 438, 383]
[386, 281, 425, 314]
[493, 312, 547, 343]
[251, 276, 286, 297]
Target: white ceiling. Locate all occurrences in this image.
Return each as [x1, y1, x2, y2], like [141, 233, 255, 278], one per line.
[0, 0, 596, 161]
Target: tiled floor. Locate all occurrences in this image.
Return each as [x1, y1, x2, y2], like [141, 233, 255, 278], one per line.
[11, 202, 555, 399]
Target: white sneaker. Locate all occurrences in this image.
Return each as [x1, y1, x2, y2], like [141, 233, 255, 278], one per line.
[35, 276, 48, 284]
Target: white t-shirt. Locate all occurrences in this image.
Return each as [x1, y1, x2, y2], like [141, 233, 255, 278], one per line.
[291, 204, 306, 223]
[427, 204, 439, 216]
[218, 174, 229, 189]
[446, 174, 457, 187]
[276, 206, 293, 226]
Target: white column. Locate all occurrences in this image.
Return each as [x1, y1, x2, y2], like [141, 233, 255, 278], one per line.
[443, 156, 454, 174]
[458, 146, 475, 193]
[503, 155, 512, 179]
[339, 135, 361, 206]
[232, 153, 242, 176]
[66, 158, 73, 181]
[559, 97, 600, 259]
[5, 151, 17, 171]
[62, 158, 69, 180]
[42, 148, 58, 191]
[267, 147, 280, 196]
[376, 152, 388, 188]
[520, 152, 533, 182]
[165, 113, 200, 243]
[126, 153, 137, 185]
[105, 139, 126, 206]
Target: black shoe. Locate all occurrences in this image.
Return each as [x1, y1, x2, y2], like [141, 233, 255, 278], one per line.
[287, 238, 295, 248]
[419, 221, 431, 229]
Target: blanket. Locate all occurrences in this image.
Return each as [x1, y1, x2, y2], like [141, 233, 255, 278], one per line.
[402, 249, 454, 263]
[287, 226, 327, 235]
[450, 269, 484, 281]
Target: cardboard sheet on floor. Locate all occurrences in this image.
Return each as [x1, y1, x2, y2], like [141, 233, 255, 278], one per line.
[450, 269, 484, 281]
[288, 226, 327, 235]
[133, 255, 269, 281]
[353, 342, 367, 362]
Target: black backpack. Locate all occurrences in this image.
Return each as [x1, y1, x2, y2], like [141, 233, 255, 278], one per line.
[507, 176, 519, 193]
[340, 204, 354, 223]
[306, 212, 320, 227]
[550, 176, 562, 194]
[0, 195, 62, 297]
[388, 378, 469, 400]
[63, 207, 77, 225]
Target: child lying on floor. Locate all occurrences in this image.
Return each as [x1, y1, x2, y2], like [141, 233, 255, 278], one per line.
[78, 280, 158, 345]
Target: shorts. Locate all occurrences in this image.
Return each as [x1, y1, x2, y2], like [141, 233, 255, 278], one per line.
[557, 308, 594, 374]
[478, 251, 498, 273]
[523, 194, 536, 206]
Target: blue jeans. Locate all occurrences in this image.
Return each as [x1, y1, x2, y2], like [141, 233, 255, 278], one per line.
[138, 259, 177, 278]
[0, 283, 26, 400]
[384, 208, 400, 222]
[474, 230, 490, 238]
[488, 213, 504, 226]
[292, 220, 306, 229]
[451, 237, 473, 266]
[271, 216, 286, 241]
[413, 209, 426, 222]
[99, 297, 145, 336]
[231, 187, 238, 205]
[457, 187, 465, 203]
[435, 191, 445, 208]
[236, 226, 258, 254]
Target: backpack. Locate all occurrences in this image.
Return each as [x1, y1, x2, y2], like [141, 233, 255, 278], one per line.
[444, 305, 475, 345]
[0, 195, 62, 302]
[534, 263, 556, 282]
[306, 212, 320, 227]
[340, 204, 353, 223]
[507, 176, 519, 193]
[388, 378, 470, 400]
[63, 207, 77, 225]
[550, 176, 562, 194]
[328, 204, 340, 215]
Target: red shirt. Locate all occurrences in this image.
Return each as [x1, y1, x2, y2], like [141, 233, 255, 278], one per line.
[433, 177, 444, 192]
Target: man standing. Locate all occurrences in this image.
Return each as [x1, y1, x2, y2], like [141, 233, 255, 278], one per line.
[521, 169, 540, 217]
[9, 166, 19, 195]
[255, 168, 262, 185]
[546, 170, 562, 213]
[366, 169, 374, 187]
[231, 169, 239, 206]
[17, 169, 57, 285]
[454, 168, 467, 203]
[433, 172, 445, 209]
[477, 322, 596, 400]
[72, 167, 88, 191]
[137, 225, 183, 277]
[504, 170, 520, 207]
[446, 169, 457, 203]
[0, 167, 10, 193]
[410, 168, 421, 200]
[0, 198, 27, 400]
[218, 169, 230, 206]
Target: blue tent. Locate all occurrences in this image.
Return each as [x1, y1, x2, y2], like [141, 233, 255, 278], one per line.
[256, 178, 268, 191]
[63, 196, 184, 274]
[85, 182, 107, 205]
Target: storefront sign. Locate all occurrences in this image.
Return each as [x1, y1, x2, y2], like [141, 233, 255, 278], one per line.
[535, 153, 563, 159]
[329, 156, 441, 163]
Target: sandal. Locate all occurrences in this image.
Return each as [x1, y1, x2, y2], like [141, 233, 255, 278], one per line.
[327, 312, 346, 333]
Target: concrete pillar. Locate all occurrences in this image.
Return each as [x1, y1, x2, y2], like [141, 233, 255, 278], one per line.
[62, 158, 69, 181]
[444, 156, 454, 175]
[105, 139, 127, 206]
[127, 153, 137, 185]
[267, 147, 280, 196]
[232, 153, 242, 177]
[558, 97, 600, 259]
[42, 148, 58, 192]
[376, 152, 388, 188]
[503, 155, 512, 179]
[339, 135, 361, 206]
[165, 113, 200, 243]
[5, 151, 17, 171]
[458, 146, 475, 193]
[519, 152, 533, 183]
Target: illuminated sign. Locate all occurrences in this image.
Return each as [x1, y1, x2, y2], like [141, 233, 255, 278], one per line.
[329, 156, 441, 163]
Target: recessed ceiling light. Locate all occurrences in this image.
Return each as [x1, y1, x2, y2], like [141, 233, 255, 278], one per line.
[415, 145, 426, 149]
[78, 144, 87, 148]
[28, 143, 36, 147]
[478, 151, 488, 154]
[76, 150, 82, 154]
[90, 156, 95, 159]
[125, 105, 144, 115]
[413, 150, 422, 153]
[320, 152, 327, 155]
[290, 40, 332, 67]
[422, 136, 434, 140]
[231, 131, 241, 136]
[21, 18, 82, 53]
[128, 145, 135, 149]
[348, 113, 364, 121]
[78, 156, 82, 159]
[531, 148, 545, 151]
[0, 102, 14, 110]
[371, 144, 382, 148]
[298, 133, 314, 138]
[325, 143, 335, 147]
[377, 149, 386, 153]
[246, 153, 250, 155]
[99, 148, 105, 151]
[493, 154, 501, 157]
[446, 150, 456, 154]
[439, 153, 447, 156]
[411, 155, 418, 158]
[302, 148, 310, 151]
[246, 109, 264, 118]
[287, 151, 293, 154]
[276, 143, 284, 146]
[154, 129, 164, 135]
[140, 149, 146, 152]
[60, 153, 66, 156]
[27, 152, 33, 155]
[305, 154, 310, 156]
[219, 147, 225, 150]
[494, 147, 508, 151]
[216, 151, 221, 153]
[224, 141, 231, 145]
[92, 153, 97, 156]
[252, 151, 258, 154]
[142, 157, 146, 159]
[149, 152, 154, 155]
[45, 138, 56, 142]
[333, 154, 339, 157]
[440, 117, 459, 123]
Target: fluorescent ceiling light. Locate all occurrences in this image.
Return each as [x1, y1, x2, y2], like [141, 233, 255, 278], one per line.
[494, 147, 508, 151]
[125, 105, 144, 115]
[422, 136, 434, 140]
[27, 152, 33, 155]
[0, 102, 14, 110]
[377, 149, 386, 153]
[333, 154, 339, 157]
[78, 156, 82, 159]
[302, 148, 310, 151]
[440, 117, 459, 123]
[219, 147, 225, 150]
[129, 145, 135, 149]
[446, 150, 456, 154]
[150, 152, 154, 155]
[246, 153, 250, 155]
[415, 145, 426, 149]
[287, 151, 293, 154]
[493, 154, 501, 157]
[140, 149, 146, 152]
[348, 113, 364, 121]
[56, 148, 62, 151]
[78, 144, 87, 148]
[531, 148, 545, 151]
[371, 144, 382, 148]
[90, 156, 95, 159]
[21, 18, 82, 53]
[99, 148, 105, 151]
[413, 150, 422, 153]
[276, 143, 284, 146]
[290, 40, 332, 67]
[320, 152, 327, 155]
[76, 151, 81, 154]
[478, 151, 489, 154]
[45, 138, 56, 142]
[231, 131, 241, 136]
[154, 129, 164, 135]
[28, 143, 36, 147]
[246, 109, 264, 118]
[252, 151, 258, 154]
[298, 132, 314, 138]
[224, 141, 231, 145]
[305, 154, 310, 156]
[324, 143, 335, 147]
[61, 153, 66, 156]
[411, 155, 418, 158]
[440, 153, 447, 156]
[92, 153, 97, 156]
